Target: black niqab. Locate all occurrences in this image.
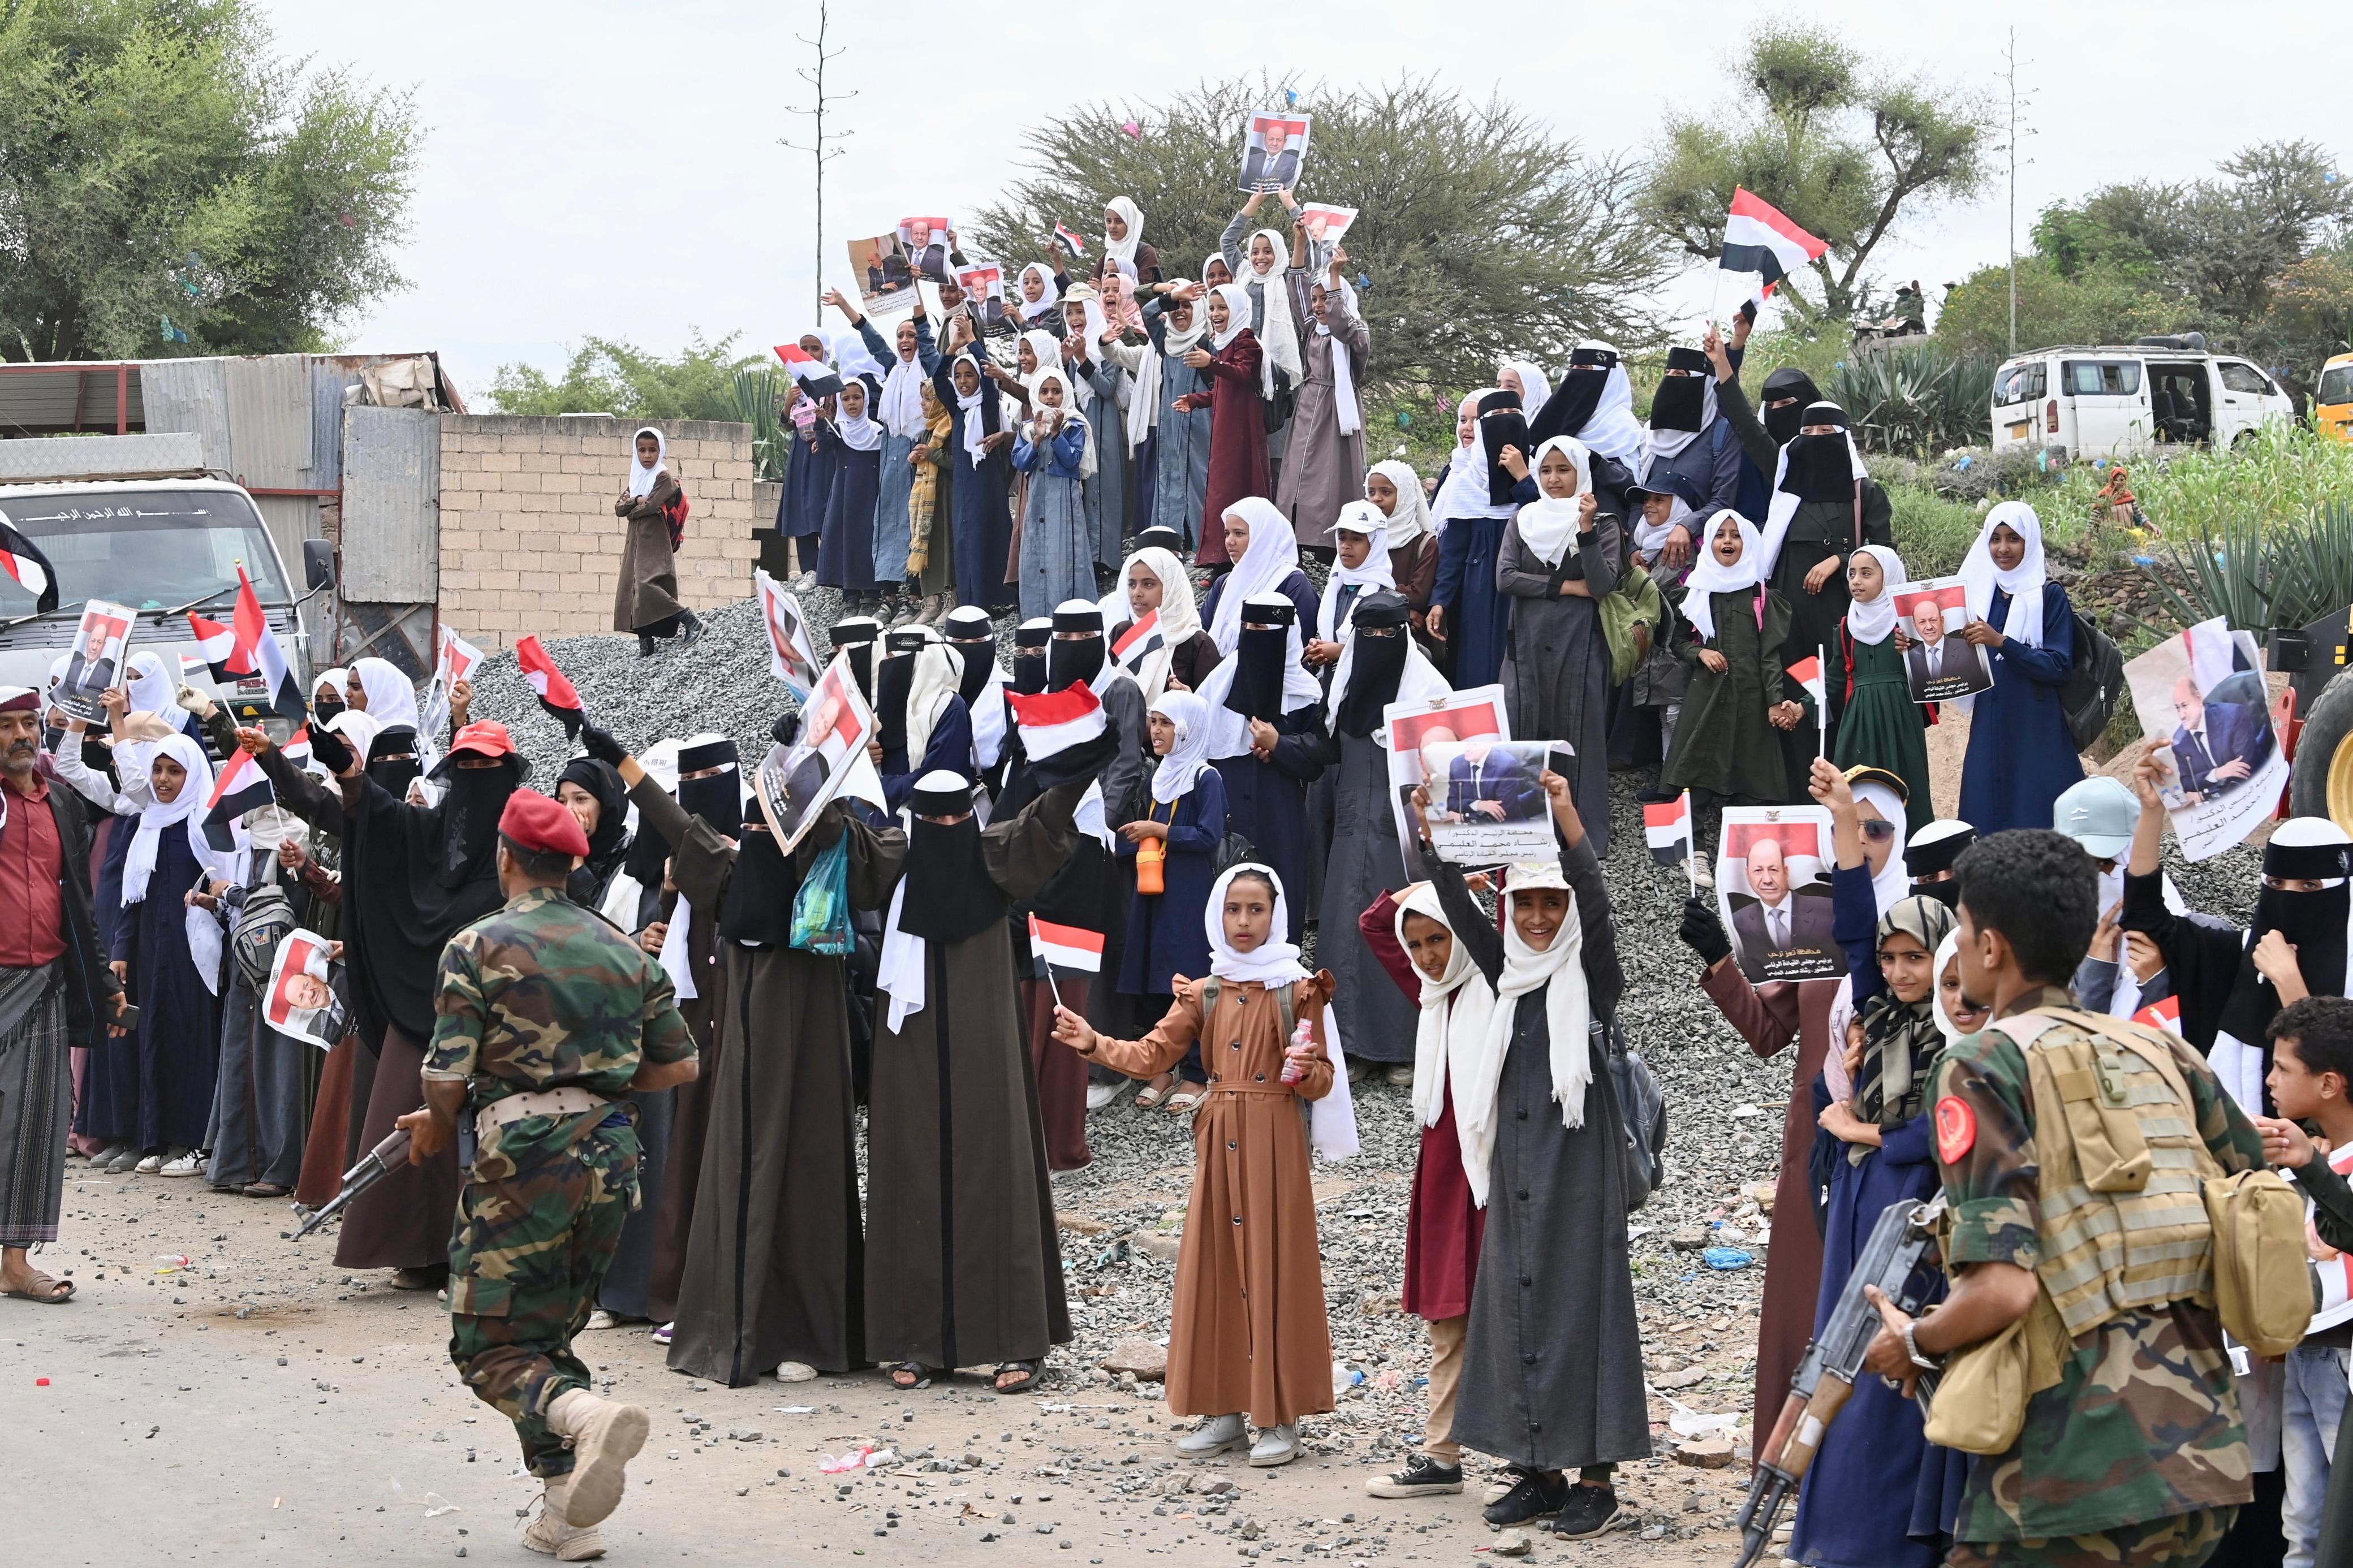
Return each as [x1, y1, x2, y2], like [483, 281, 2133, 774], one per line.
[2218, 849, 2352, 1046]
[1649, 351, 1710, 432]
[874, 650, 917, 758]
[1335, 592, 1412, 738]
[1528, 365, 1605, 448]
[899, 817, 1002, 945]
[1782, 431, 1857, 502]
[1761, 368, 1824, 447]
[1227, 626, 1290, 723]
[1476, 389, 1529, 498]
[367, 725, 424, 798]
[717, 826, 799, 947]
[1048, 636, 1104, 690]
[433, 760, 519, 887]
[952, 640, 998, 706]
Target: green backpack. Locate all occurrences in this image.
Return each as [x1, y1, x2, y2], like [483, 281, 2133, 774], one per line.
[1596, 563, 1666, 685]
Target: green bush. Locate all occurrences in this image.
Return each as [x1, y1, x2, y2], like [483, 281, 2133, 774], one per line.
[2052, 421, 2353, 542]
[1825, 344, 1996, 455]
[1885, 484, 1987, 577]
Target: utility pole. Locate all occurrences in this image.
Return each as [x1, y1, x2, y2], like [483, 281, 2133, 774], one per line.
[1998, 30, 2036, 358]
[780, 0, 854, 322]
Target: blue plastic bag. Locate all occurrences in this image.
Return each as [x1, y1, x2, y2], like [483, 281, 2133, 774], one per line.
[788, 836, 854, 956]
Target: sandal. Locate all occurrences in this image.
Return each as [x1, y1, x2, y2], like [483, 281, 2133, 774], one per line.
[3, 1269, 75, 1303]
[887, 1362, 935, 1390]
[242, 1182, 291, 1199]
[994, 1360, 1041, 1395]
[1165, 1085, 1205, 1115]
[1134, 1079, 1171, 1111]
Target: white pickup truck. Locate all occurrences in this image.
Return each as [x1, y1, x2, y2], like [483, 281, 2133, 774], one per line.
[0, 447, 326, 726]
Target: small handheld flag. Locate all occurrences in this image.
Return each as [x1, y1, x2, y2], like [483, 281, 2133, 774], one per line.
[203, 745, 273, 850]
[1111, 608, 1164, 672]
[1643, 790, 1693, 870]
[2134, 995, 2183, 1036]
[1005, 682, 1107, 761]
[234, 565, 306, 722]
[1718, 188, 1830, 314]
[0, 515, 62, 616]
[1053, 223, 1088, 257]
[515, 635, 585, 738]
[187, 610, 238, 681]
[1790, 648, 1828, 759]
[1028, 914, 1105, 978]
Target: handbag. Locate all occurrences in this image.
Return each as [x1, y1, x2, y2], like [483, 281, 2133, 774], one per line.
[1211, 831, 1258, 876]
[787, 836, 854, 956]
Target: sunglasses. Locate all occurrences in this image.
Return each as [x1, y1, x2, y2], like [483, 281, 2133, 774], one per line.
[1860, 819, 1897, 843]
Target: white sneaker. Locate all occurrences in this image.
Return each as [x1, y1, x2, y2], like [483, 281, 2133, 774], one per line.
[1176, 1413, 1245, 1456]
[160, 1149, 202, 1178]
[1085, 1080, 1130, 1112]
[133, 1152, 165, 1174]
[1248, 1423, 1299, 1467]
[1688, 856, 1716, 890]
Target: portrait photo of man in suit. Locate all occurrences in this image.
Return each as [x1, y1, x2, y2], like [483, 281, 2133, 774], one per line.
[2169, 673, 2273, 802]
[1236, 116, 1307, 193]
[1434, 738, 1542, 824]
[1728, 835, 1835, 982]
[898, 218, 950, 284]
[1898, 590, 1989, 702]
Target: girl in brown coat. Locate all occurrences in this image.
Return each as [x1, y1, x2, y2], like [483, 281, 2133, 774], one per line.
[613, 426, 704, 656]
[1054, 863, 1342, 1466]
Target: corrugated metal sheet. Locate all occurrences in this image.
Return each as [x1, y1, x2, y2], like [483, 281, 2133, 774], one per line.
[0, 365, 146, 437]
[0, 432, 202, 482]
[309, 361, 354, 490]
[137, 358, 231, 470]
[340, 405, 439, 602]
[224, 355, 313, 487]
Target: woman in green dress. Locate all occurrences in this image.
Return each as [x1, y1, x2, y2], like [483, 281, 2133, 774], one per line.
[1660, 510, 1807, 806]
[1829, 544, 1932, 813]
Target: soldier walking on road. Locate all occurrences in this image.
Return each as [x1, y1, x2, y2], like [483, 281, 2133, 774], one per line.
[398, 788, 699, 1560]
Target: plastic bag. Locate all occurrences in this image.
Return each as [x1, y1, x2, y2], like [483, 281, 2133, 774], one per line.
[788, 837, 854, 956]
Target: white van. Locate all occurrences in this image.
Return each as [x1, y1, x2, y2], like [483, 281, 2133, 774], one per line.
[1989, 336, 2292, 456]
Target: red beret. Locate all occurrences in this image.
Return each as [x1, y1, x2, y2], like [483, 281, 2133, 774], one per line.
[498, 787, 589, 859]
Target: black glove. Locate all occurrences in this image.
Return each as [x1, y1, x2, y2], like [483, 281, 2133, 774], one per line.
[307, 722, 353, 776]
[1678, 895, 1731, 970]
[578, 722, 626, 768]
[771, 710, 802, 749]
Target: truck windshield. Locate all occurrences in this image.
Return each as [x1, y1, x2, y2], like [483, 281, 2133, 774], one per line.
[2320, 365, 2353, 406]
[0, 489, 292, 619]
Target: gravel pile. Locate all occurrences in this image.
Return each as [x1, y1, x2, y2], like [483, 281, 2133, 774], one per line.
[461, 591, 2265, 1484]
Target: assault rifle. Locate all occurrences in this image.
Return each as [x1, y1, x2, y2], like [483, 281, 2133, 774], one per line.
[291, 1122, 415, 1240]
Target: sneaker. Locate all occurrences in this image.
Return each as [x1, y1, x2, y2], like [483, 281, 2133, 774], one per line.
[1483, 1466, 1529, 1506]
[651, 1321, 674, 1345]
[1247, 1424, 1299, 1467]
[159, 1148, 202, 1178]
[90, 1142, 132, 1173]
[1364, 1454, 1463, 1498]
[1175, 1413, 1245, 1457]
[1483, 1469, 1567, 1527]
[133, 1151, 165, 1175]
[1687, 856, 1715, 890]
[1548, 1484, 1623, 1540]
[1383, 1064, 1415, 1087]
[1085, 1080, 1130, 1112]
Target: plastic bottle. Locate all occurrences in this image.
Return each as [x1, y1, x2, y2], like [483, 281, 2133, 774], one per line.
[153, 1254, 192, 1275]
[1281, 1017, 1312, 1085]
[1135, 835, 1165, 895]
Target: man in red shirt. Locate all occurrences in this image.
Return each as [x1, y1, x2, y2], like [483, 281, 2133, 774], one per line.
[0, 686, 122, 1304]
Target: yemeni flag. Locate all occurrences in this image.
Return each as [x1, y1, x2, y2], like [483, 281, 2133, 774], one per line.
[187, 610, 239, 681]
[1643, 790, 1693, 869]
[1053, 223, 1089, 257]
[2134, 995, 2183, 1036]
[1719, 188, 1829, 309]
[1005, 681, 1106, 760]
[283, 724, 317, 774]
[233, 565, 305, 721]
[1789, 652, 1827, 715]
[1111, 609, 1164, 673]
[1028, 914, 1105, 975]
[515, 634, 585, 737]
[202, 745, 273, 850]
[0, 513, 59, 615]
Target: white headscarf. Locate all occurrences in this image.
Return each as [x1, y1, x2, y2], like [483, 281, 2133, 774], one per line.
[1757, 404, 1868, 578]
[1845, 543, 1907, 646]
[122, 731, 218, 905]
[1316, 275, 1363, 436]
[323, 706, 382, 766]
[1017, 262, 1061, 323]
[1156, 284, 1209, 358]
[1467, 863, 1594, 1179]
[1061, 281, 1110, 361]
[897, 628, 966, 765]
[312, 666, 348, 707]
[1206, 496, 1298, 655]
[1239, 228, 1303, 402]
[834, 375, 884, 454]
[833, 329, 885, 382]
[1104, 196, 1144, 272]
[627, 426, 668, 498]
[950, 353, 991, 469]
[877, 323, 929, 439]
[1149, 690, 1214, 804]
[1853, 776, 1912, 917]
[352, 656, 421, 735]
[1209, 282, 1252, 352]
[1432, 389, 1519, 532]
[1201, 861, 1357, 1160]
[1932, 931, 1970, 1046]
[1028, 367, 1095, 479]
[1511, 435, 1594, 569]
[1558, 343, 1647, 467]
[1680, 509, 1765, 643]
[1499, 359, 1552, 412]
[1318, 502, 1395, 642]
[1958, 500, 2049, 649]
[1393, 880, 1503, 1203]
[1196, 617, 1324, 759]
[1368, 460, 1434, 545]
[125, 650, 175, 720]
[1119, 546, 1199, 703]
[1018, 327, 1063, 386]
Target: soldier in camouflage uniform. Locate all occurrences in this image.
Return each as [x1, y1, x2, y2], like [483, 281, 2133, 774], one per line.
[398, 788, 697, 1561]
[1862, 829, 2259, 1568]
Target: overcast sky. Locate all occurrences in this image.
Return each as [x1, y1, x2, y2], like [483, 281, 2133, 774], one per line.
[257, 1, 2340, 400]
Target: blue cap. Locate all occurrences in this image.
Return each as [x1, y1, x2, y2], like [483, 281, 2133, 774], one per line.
[2053, 775, 2137, 861]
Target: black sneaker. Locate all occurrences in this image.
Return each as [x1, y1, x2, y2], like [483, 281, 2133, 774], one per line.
[1548, 1484, 1622, 1540]
[1363, 1455, 1463, 1498]
[1482, 1469, 1567, 1527]
[1481, 1465, 1528, 1505]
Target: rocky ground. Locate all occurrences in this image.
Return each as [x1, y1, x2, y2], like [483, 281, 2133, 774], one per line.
[8, 590, 2262, 1565]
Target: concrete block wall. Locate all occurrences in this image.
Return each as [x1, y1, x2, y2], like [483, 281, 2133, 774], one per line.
[436, 415, 757, 650]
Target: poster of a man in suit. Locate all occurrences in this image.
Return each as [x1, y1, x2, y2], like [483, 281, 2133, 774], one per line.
[1716, 810, 1840, 982]
[1893, 580, 1992, 702]
[1236, 115, 1311, 193]
[2126, 615, 2287, 863]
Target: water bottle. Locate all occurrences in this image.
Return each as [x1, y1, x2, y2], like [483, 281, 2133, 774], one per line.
[1135, 835, 1165, 895]
[1281, 1017, 1312, 1085]
[153, 1254, 192, 1275]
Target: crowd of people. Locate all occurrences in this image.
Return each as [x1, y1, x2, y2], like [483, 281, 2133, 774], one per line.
[0, 186, 2346, 1568]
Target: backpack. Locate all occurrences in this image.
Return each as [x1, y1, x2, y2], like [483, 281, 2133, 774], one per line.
[1261, 366, 1295, 435]
[230, 885, 295, 990]
[661, 486, 692, 551]
[1597, 1016, 1669, 1210]
[2060, 610, 2124, 751]
[1594, 563, 1666, 686]
[1211, 830, 1259, 876]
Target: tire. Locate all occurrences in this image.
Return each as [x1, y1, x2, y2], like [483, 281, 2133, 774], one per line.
[2289, 669, 2353, 828]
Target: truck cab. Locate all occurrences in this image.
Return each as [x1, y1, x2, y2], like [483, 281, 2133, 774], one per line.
[1990, 336, 2292, 456]
[0, 477, 318, 725]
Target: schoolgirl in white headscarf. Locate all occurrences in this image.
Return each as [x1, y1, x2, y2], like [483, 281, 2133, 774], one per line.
[1509, 436, 1594, 569]
[1016, 262, 1061, 324]
[1844, 543, 1906, 646]
[1236, 228, 1304, 402]
[1104, 196, 1146, 275]
[1678, 509, 1766, 644]
[1117, 545, 1201, 702]
[1316, 501, 1396, 645]
[1956, 500, 2049, 648]
[626, 426, 669, 498]
[1365, 460, 1434, 544]
[1205, 497, 1300, 655]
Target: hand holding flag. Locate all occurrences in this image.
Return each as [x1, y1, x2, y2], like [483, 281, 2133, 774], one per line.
[1717, 188, 1830, 316]
[1053, 223, 1089, 258]
[515, 635, 585, 738]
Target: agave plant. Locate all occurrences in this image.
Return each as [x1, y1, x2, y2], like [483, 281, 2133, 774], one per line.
[2136, 499, 2353, 642]
[732, 366, 787, 481]
[1825, 345, 1996, 457]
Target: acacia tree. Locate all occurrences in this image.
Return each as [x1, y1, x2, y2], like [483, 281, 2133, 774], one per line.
[971, 74, 1671, 393]
[0, 0, 419, 361]
[1640, 23, 1992, 320]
